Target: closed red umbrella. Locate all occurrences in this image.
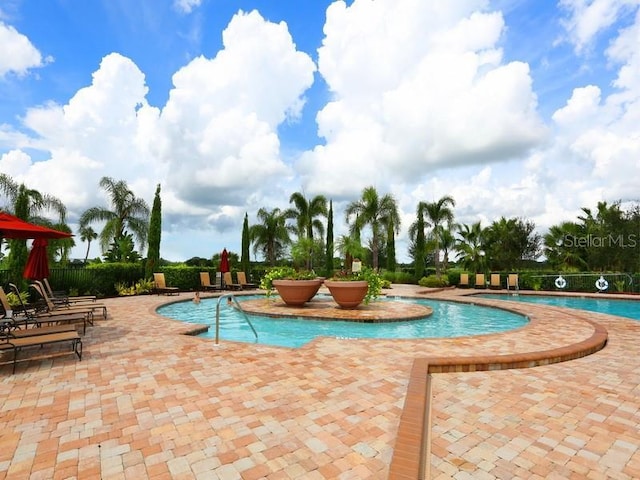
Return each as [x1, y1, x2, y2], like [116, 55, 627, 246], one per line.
[220, 248, 230, 288]
[220, 248, 230, 273]
[24, 238, 50, 280]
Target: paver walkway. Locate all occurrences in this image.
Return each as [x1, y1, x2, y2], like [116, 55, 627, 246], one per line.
[0, 285, 638, 479]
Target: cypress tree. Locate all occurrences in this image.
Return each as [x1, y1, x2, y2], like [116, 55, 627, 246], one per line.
[241, 213, 250, 274]
[414, 206, 426, 280]
[145, 184, 162, 279]
[325, 200, 334, 277]
[386, 219, 396, 272]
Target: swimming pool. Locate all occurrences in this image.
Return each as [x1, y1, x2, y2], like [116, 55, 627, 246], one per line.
[478, 294, 640, 321]
[157, 295, 528, 348]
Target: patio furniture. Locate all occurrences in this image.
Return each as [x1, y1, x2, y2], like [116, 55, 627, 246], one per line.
[236, 272, 257, 289]
[3, 285, 91, 334]
[0, 329, 82, 374]
[489, 273, 501, 289]
[200, 272, 222, 291]
[223, 272, 242, 290]
[153, 273, 180, 295]
[30, 282, 107, 320]
[43, 278, 96, 303]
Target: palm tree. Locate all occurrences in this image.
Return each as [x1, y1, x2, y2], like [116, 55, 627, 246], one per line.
[249, 208, 291, 266]
[456, 222, 486, 272]
[79, 177, 150, 259]
[285, 192, 327, 270]
[0, 174, 67, 224]
[345, 186, 400, 270]
[285, 192, 328, 240]
[335, 234, 367, 270]
[420, 195, 456, 278]
[79, 226, 98, 264]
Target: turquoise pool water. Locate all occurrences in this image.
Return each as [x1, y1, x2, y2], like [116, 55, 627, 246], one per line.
[157, 295, 528, 348]
[478, 294, 640, 320]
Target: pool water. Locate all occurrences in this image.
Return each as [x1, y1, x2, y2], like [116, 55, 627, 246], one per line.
[157, 295, 528, 348]
[478, 294, 640, 320]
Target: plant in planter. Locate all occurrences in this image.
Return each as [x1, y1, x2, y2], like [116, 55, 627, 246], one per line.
[260, 266, 322, 307]
[324, 266, 383, 308]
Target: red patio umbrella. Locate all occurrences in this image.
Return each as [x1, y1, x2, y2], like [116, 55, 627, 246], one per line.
[0, 212, 72, 279]
[24, 238, 50, 280]
[220, 248, 230, 288]
[0, 212, 72, 239]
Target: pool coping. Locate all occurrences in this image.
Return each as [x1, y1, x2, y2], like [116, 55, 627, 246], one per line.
[387, 292, 610, 479]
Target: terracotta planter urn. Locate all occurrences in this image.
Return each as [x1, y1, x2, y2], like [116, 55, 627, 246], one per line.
[272, 279, 322, 307]
[324, 280, 369, 309]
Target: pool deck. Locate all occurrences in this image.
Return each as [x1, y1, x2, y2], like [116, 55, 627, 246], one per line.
[0, 285, 639, 479]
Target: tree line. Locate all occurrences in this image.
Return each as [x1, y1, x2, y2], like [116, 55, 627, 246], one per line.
[1, 173, 638, 287]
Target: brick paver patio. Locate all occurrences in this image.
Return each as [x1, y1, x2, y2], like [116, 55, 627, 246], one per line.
[1, 285, 638, 479]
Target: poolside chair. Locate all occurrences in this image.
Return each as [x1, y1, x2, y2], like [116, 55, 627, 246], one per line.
[489, 273, 501, 289]
[223, 272, 242, 290]
[0, 286, 76, 336]
[153, 273, 180, 295]
[474, 273, 486, 289]
[458, 273, 470, 288]
[43, 278, 96, 303]
[31, 282, 107, 319]
[22, 284, 94, 333]
[0, 328, 82, 374]
[507, 274, 519, 291]
[237, 272, 257, 289]
[200, 272, 222, 291]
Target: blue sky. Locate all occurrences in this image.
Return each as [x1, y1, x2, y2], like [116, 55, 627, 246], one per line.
[1, 0, 639, 263]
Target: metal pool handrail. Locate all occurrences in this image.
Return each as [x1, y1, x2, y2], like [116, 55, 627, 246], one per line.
[215, 294, 258, 345]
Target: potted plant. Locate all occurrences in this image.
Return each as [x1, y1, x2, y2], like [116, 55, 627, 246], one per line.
[324, 266, 383, 309]
[259, 266, 322, 307]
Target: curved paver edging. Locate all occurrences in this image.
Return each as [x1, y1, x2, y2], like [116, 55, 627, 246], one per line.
[388, 311, 608, 479]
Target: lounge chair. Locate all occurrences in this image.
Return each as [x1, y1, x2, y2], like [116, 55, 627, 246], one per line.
[236, 272, 257, 289]
[30, 282, 107, 320]
[0, 287, 77, 336]
[507, 274, 519, 291]
[474, 273, 486, 289]
[36, 281, 103, 314]
[153, 273, 180, 295]
[200, 272, 222, 291]
[223, 272, 242, 290]
[43, 278, 96, 303]
[459, 273, 470, 288]
[489, 273, 501, 289]
[0, 329, 82, 374]
[5, 285, 91, 334]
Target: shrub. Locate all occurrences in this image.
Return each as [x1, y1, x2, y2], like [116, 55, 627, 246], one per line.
[418, 275, 450, 288]
[259, 267, 317, 296]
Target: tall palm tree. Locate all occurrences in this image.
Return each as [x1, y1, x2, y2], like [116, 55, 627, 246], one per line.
[335, 234, 367, 270]
[345, 186, 400, 270]
[249, 207, 291, 266]
[79, 226, 98, 264]
[456, 222, 486, 272]
[285, 192, 327, 270]
[79, 177, 150, 258]
[420, 195, 456, 278]
[285, 192, 328, 240]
